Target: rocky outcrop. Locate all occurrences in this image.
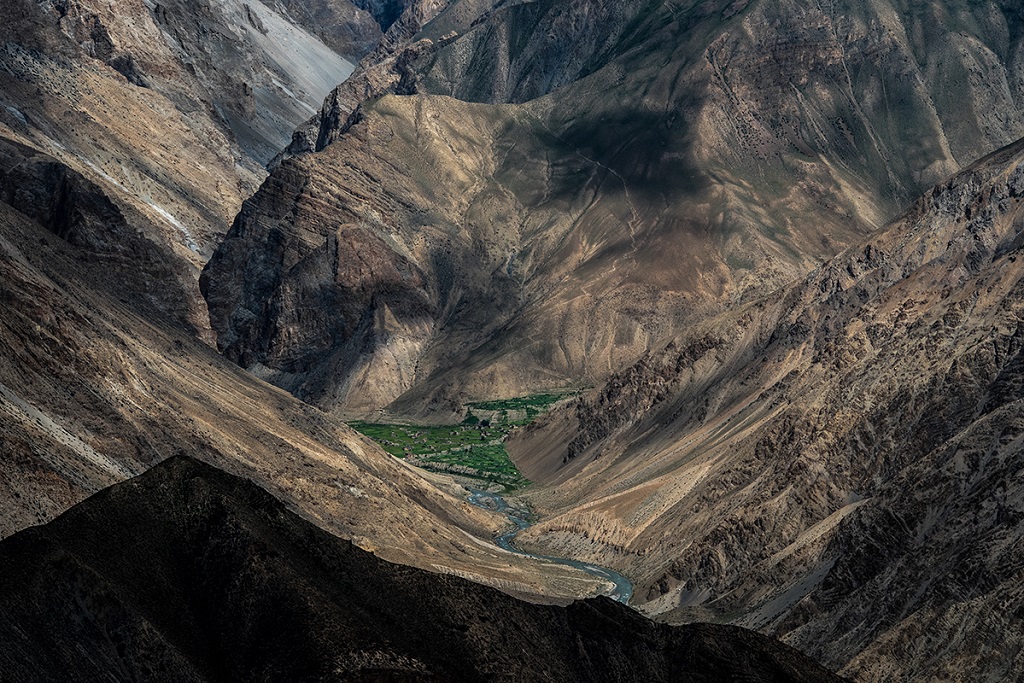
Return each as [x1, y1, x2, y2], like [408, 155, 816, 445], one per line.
[273, 0, 452, 163]
[203, 95, 535, 414]
[0, 455, 849, 683]
[204, 0, 1024, 416]
[564, 335, 726, 461]
[510, 138, 1024, 681]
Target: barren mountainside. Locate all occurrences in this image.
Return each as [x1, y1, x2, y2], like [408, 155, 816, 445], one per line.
[0, 0, 368, 350]
[0, 132, 611, 601]
[202, 0, 1024, 417]
[509, 137, 1024, 681]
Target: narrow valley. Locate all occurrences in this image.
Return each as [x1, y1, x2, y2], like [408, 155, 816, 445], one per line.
[468, 487, 635, 605]
[2, 0, 1023, 680]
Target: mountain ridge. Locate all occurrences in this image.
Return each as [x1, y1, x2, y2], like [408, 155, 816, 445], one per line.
[0, 453, 850, 682]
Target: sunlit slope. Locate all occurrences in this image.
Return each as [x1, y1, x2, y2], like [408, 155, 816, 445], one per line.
[509, 138, 1024, 681]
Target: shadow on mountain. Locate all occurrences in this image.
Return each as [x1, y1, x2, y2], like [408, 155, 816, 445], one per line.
[539, 95, 708, 206]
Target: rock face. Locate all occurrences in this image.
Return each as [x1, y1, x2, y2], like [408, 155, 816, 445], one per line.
[0, 136, 206, 328]
[273, 0, 456, 164]
[202, 0, 1024, 416]
[37, 0, 356, 166]
[0, 455, 848, 683]
[508, 138, 1024, 681]
[143, 0, 356, 165]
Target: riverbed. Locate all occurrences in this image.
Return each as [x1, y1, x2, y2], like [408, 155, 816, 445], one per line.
[468, 489, 634, 605]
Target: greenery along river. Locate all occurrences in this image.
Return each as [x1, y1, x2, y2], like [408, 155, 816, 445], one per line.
[349, 391, 579, 491]
[351, 391, 633, 603]
[468, 489, 634, 605]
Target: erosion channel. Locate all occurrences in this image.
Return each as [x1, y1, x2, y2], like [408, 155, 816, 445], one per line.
[468, 489, 634, 605]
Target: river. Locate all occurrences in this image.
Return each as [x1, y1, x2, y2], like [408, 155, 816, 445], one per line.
[468, 489, 634, 605]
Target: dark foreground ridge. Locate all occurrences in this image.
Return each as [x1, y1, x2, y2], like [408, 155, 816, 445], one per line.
[0, 456, 846, 682]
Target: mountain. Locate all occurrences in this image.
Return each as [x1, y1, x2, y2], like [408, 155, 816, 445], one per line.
[201, 0, 1024, 416]
[0, 454, 848, 683]
[255, 0, 382, 60]
[2, 0, 1022, 680]
[506, 137, 1024, 680]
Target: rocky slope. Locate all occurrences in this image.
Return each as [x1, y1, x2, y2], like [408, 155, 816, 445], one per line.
[507, 137, 1024, 681]
[1, 0, 662, 606]
[0, 455, 848, 683]
[144, 0, 356, 164]
[0, 0, 385, 541]
[0, 0, 357, 300]
[272, 0, 458, 164]
[202, 0, 1024, 416]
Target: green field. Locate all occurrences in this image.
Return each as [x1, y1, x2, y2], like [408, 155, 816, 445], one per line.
[465, 391, 579, 426]
[349, 391, 580, 491]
